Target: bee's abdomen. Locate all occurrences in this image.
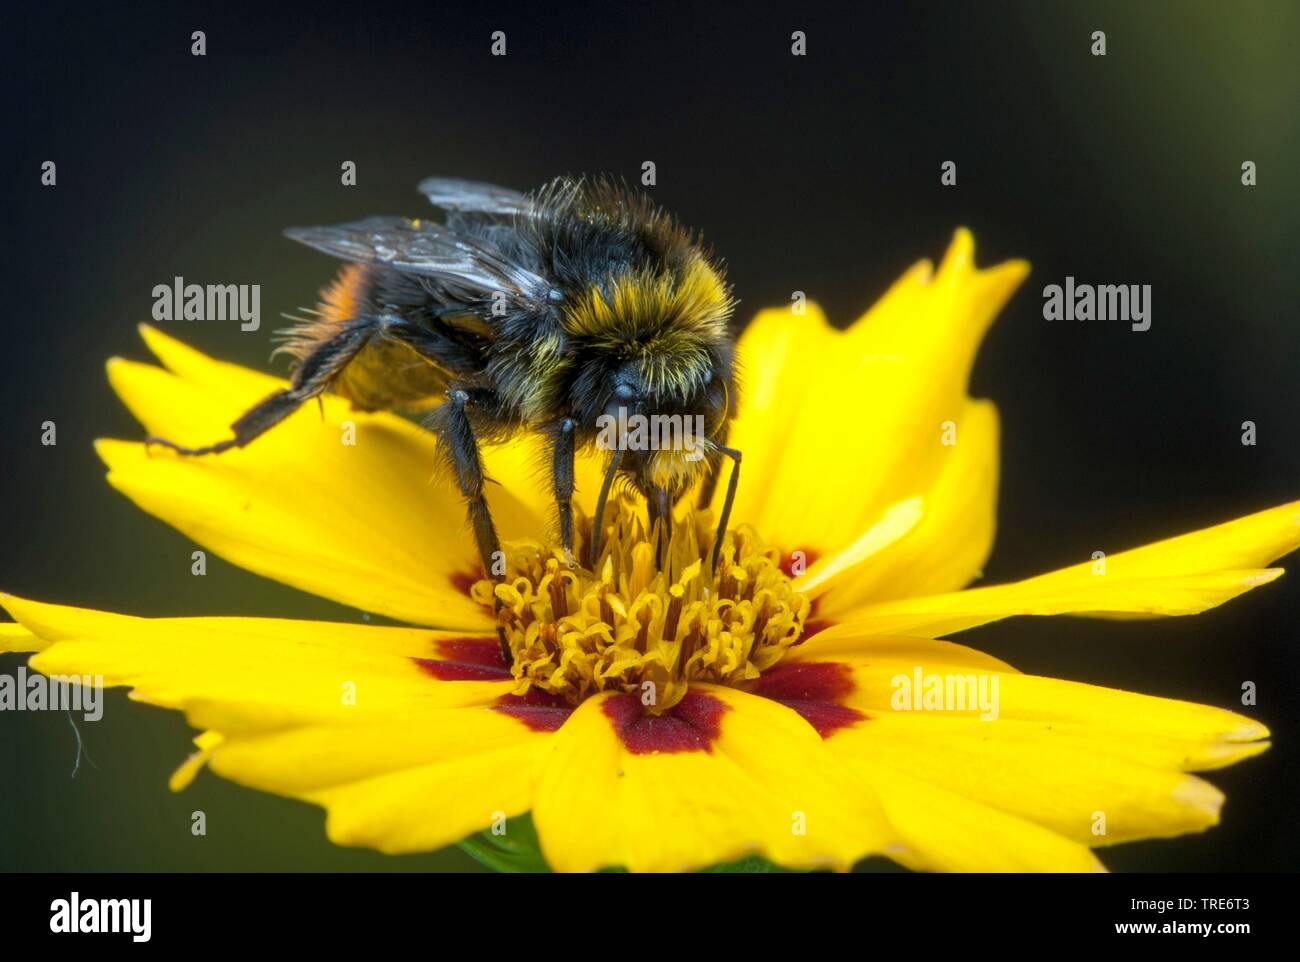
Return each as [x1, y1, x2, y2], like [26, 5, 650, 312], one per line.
[331, 338, 443, 411]
[277, 263, 375, 365]
[277, 264, 450, 412]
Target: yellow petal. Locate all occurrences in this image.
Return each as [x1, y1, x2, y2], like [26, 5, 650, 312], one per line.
[479, 432, 610, 541]
[0, 621, 44, 653]
[816, 650, 1263, 852]
[170, 731, 224, 791]
[4, 594, 554, 855]
[210, 711, 552, 855]
[2, 594, 514, 733]
[792, 496, 922, 598]
[822, 499, 1300, 638]
[102, 326, 544, 628]
[769, 625, 1267, 860]
[531, 687, 891, 872]
[812, 400, 999, 615]
[810, 642, 1268, 760]
[831, 713, 1244, 848]
[788, 633, 1018, 674]
[807, 645, 1265, 851]
[720, 230, 1025, 568]
[718, 300, 840, 538]
[865, 767, 1105, 872]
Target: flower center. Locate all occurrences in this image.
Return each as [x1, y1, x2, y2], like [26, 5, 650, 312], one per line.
[469, 498, 810, 713]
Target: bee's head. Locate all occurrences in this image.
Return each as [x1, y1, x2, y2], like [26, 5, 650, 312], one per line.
[599, 350, 735, 498]
[562, 257, 737, 498]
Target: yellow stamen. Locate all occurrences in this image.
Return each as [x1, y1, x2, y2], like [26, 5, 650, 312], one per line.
[469, 499, 810, 712]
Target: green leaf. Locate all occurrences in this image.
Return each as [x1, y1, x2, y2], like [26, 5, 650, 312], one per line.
[700, 855, 791, 873]
[458, 814, 794, 873]
[458, 813, 551, 873]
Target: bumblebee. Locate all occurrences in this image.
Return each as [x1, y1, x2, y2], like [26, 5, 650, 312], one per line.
[147, 176, 742, 586]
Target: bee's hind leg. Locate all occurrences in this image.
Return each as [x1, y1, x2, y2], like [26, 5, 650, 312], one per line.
[145, 325, 372, 456]
[145, 389, 303, 456]
[430, 388, 511, 666]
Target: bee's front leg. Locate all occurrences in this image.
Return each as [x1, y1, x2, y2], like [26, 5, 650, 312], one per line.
[431, 387, 510, 665]
[710, 446, 742, 573]
[647, 486, 673, 572]
[696, 418, 732, 510]
[550, 417, 577, 566]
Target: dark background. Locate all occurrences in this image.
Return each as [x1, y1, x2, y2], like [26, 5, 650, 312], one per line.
[1, 0, 1296, 871]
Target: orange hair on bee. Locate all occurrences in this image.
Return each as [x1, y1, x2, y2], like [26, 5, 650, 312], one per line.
[273, 263, 371, 368]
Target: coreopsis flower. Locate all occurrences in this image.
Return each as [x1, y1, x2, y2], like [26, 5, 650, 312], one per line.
[3, 230, 1294, 872]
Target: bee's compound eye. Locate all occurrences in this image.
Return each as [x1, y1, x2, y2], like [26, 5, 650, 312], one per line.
[614, 383, 637, 403]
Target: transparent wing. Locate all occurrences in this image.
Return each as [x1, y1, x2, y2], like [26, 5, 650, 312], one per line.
[283, 216, 546, 301]
[417, 177, 531, 216]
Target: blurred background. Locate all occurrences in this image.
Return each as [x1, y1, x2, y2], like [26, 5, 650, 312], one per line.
[1, 0, 1297, 871]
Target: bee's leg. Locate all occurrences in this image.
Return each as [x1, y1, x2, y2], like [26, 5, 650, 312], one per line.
[588, 448, 624, 568]
[710, 446, 742, 572]
[696, 420, 732, 509]
[145, 325, 371, 456]
[550, 417, 577, 564]
[695, 451, 723, 509]
[431, 388, 510, 665]
[647, 487, 672, 571]
[379, 318, 483, 376]
[146, 390, 300, 456]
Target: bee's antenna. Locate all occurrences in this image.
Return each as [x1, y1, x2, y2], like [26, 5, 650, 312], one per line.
[588, 448, 625, 567]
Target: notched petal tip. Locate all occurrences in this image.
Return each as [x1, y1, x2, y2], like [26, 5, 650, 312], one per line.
[0, 594, 150, 654]
[0, 618, 46, 654]
[1228, 716, 1271, 742]
[169, 731, 223, 792]
[92, 437, 121, 465]
[945, 226, 1031, 278]
[137, 321, 172, 358]
[947, 226, 976, 263]
[0, 592, 38, 631]
[104, 355, 141, 403]
[1172, 775, 1225, 824]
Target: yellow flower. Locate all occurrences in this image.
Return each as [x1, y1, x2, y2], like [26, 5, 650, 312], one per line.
[3, 229, 1295, 872]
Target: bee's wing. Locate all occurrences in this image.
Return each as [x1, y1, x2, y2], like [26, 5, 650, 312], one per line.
[284, 216, 546, 303]
[417, 177, 531, 216]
